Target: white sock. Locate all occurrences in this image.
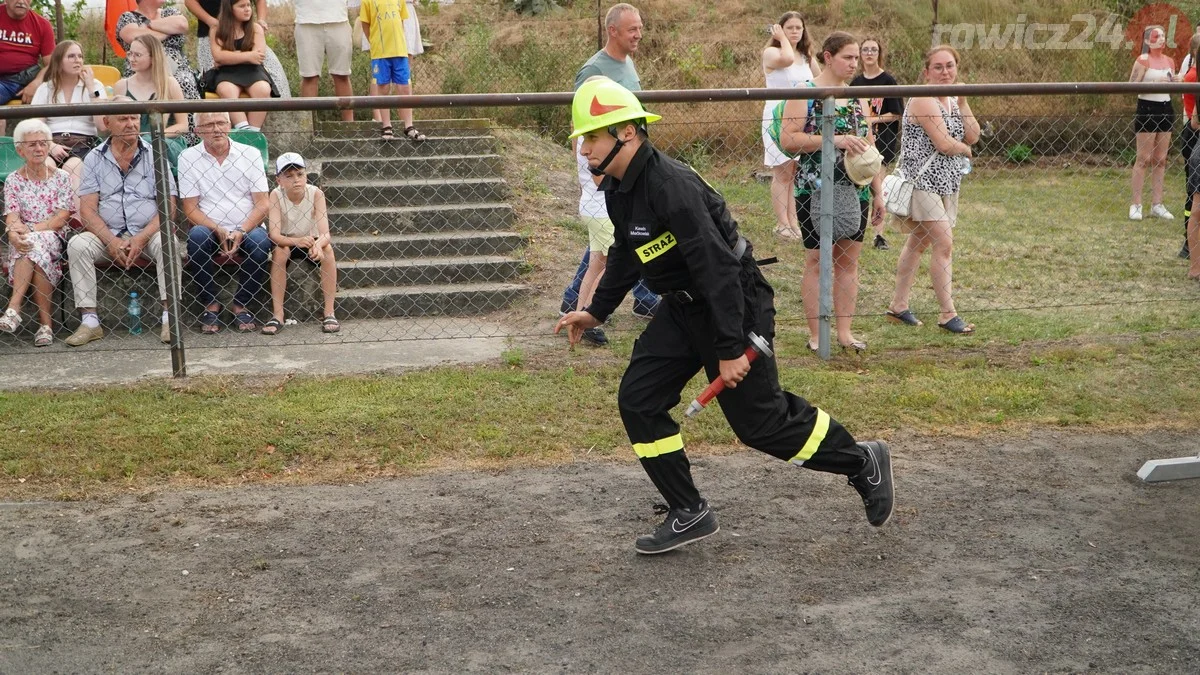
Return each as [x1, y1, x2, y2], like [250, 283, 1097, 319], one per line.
[81, 313, 99, 328]
[234, 121, 250, 130]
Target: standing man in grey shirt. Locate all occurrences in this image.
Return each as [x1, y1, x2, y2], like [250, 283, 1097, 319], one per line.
[560, 3, 660, 347]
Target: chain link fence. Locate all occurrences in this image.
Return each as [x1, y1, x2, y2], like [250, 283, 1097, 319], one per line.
[1, 86, 1199, 373]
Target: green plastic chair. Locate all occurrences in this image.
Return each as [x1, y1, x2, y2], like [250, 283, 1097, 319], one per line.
[0, 137, 25, 185]
[228, 129, 270, 175]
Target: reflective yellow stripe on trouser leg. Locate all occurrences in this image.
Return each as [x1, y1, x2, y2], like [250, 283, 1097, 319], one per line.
[789, 409, 830, 466]
[633, 434, 685, 459]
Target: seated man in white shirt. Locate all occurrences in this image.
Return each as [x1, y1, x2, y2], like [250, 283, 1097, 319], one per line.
[179, 111, 271, 333]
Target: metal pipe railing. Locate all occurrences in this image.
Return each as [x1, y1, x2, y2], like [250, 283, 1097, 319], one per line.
[5, 82, 1200, 120]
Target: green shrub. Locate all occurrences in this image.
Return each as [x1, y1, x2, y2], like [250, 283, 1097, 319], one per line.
[1006, 144, 1034, 164]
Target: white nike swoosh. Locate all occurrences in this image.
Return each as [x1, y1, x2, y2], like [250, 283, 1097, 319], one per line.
[865, 445, 882, 486]
[671, 509, 709, 533]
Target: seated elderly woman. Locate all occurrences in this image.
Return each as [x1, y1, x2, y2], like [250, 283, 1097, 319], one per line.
[1, 119, 73, 347]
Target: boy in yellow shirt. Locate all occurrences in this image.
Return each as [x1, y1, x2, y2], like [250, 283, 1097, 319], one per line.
[360, 0, 424, 141]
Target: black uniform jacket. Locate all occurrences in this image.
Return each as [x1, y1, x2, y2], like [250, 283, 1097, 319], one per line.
[586, 141, 749, 360]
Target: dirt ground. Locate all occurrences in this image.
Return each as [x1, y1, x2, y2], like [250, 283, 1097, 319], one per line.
[2, 429, 1198, 674]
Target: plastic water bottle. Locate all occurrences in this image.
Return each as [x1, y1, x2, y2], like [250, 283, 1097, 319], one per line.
[960, 157, 973, 175]
[128, 292, 143, 335]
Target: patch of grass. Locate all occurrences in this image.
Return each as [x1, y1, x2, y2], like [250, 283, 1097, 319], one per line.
[3, 333, 1200, 498]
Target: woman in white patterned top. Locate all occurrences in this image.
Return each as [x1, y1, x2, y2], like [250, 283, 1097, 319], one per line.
[885, 45, 979, 335]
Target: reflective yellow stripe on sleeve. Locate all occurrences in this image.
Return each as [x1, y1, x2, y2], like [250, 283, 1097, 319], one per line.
[635, 231, 677, 263]
[632, 433, 685, 459]
[789, 408, 830, 463]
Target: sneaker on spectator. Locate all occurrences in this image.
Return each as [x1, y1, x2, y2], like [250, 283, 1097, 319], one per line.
[1150, 203, 1175, 220]
[1129, 204, 1143, 221]
[580, 326, 608, 347]
[1180, 243, 1190, 259]
[873, 234, 890, 250]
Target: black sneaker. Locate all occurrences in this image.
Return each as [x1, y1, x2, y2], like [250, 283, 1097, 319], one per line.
[873, 234, 890, 250]
[580, 326, 608, 347]
[635, 500, 719, 555]
[1179, 244, 1190, 260]
[848, 441, 894, 527]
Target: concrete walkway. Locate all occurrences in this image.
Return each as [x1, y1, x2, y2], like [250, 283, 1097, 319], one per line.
[0, 317, 554, 390]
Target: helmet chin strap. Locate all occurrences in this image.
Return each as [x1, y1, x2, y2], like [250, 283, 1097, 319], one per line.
[588, 126, 628, 177]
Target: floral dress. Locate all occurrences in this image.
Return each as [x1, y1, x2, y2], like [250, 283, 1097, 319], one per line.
[116, 9, 202, 101]
[794, 82, 872, 201]
[3, 169, 72, 287]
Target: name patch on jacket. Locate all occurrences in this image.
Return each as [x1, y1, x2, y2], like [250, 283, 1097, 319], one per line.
[636, 231, 676, 263]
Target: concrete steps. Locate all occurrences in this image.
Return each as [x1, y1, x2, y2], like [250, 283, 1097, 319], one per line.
[321, 154, 503, 181]
[337, 282, 530, 318]
[327, 203, 515, 233]
[322, 177, 510, 208]
[302, 119, 530, 320]
[335, 231, 526, 260]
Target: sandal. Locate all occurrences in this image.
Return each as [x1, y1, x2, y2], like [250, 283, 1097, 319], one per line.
[200, 307, 222, 334]
[321, 315, 341, 333]
[234, 310, 257, 333]
[260, 318, 283, 336]
[885, 309, 923, 326]
[774, 226, 803, 241]
[380, 125, 395, 141]
[0, 307, 21, 333]
[839, 338, 867, 353]
[938, 315, 975, 335]
[403, 125, 426, 142]
[33, 324, 52, 347]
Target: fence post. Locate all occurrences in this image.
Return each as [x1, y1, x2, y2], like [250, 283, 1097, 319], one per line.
[149, 112, 187, 378]
[817, 96, 835, 360]
[596, 0, 603, 51]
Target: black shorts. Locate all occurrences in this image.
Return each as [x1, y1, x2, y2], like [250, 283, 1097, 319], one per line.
[1134, 99, 1174, 134]
[796, 193, 869, 250]
[284, 245, 320, 267]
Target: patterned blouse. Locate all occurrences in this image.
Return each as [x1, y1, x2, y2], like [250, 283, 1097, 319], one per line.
[900, 97, 966, 196]
[3, 168, 72, 230]
[116, 9, 201, 101]
[794, 82, 871, 200]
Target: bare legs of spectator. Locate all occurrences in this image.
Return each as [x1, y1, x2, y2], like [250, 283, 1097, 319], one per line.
[376, 82, 416, 138]
[268, 244, 338, 323]
[245, 80, 272, 130]
[888, 220, 960, 325]
[369, 80, 381, 123]
[802, 241, 864, 350]
[1131, 131, 1172, 217]
[771, 161, 800, 238]
[301, 75, 354, 122]
[5, 257, 54, 330]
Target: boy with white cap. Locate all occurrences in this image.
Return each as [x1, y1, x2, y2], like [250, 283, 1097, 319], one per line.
[263, 152, 340, 334]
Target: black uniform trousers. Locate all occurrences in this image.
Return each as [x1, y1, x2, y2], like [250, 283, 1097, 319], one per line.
[616, 258, 867, 511]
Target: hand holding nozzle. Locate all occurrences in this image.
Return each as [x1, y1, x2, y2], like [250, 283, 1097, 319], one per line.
[684, 333, 773, 418]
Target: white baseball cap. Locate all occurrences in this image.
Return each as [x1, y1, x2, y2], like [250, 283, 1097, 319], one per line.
[275, 152, 306, 175]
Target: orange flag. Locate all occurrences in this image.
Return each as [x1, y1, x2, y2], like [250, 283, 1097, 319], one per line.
[105, 0, 138, 58]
